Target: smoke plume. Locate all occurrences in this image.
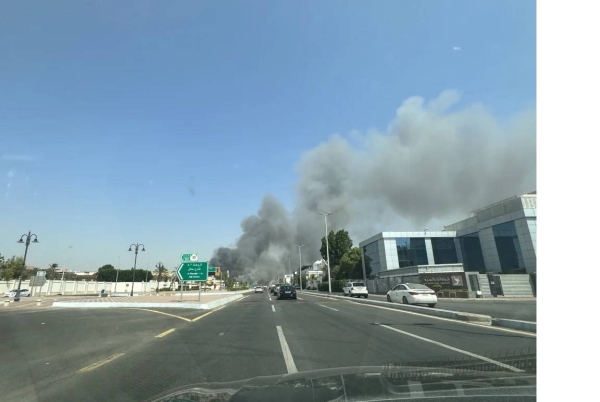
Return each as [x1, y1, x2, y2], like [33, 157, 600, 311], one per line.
[211, 90, 536, 283]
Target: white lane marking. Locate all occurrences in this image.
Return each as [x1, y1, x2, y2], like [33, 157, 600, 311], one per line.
[276, 326, 298, 374]
[272, 305, 276, 312]
[377, 324, 524, 373]
[219, 332, 224, 336]
[301, 292, 535, 337]
[297, 297, 303, 300]
[319, 304, 339, 312]
[269, 297, 272, 301]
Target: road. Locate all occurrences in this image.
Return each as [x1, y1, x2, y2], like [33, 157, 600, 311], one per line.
[359, 293, 537, 322]
[0, 292, 536, 402]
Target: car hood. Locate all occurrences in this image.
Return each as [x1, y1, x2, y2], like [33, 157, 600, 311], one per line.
[146, 364, 536, 402]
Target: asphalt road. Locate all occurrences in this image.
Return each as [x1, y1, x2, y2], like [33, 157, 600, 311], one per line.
[359, 293, 537, 322]
[0, 292, 536, 402]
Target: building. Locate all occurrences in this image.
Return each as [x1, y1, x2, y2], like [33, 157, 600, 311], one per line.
[360, 230, 459, 276]
[360, 192, 537, 278]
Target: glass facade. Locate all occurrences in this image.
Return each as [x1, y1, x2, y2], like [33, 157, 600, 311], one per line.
[396, 238, 428, 267]
[492, 221, 526, 273]
[459, 233, 486, 272]
[430, 237, 459, 264]
[362, 241, 381, 274]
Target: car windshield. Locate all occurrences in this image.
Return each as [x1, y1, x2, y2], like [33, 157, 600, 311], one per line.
[0, 1, 538, 401]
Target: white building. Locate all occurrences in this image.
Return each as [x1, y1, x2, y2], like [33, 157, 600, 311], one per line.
[359, 192, 537, 277]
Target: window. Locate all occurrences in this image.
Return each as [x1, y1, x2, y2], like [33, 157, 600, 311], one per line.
[492, 221, 526, 273]
[396, 237, 428, 267]
[431, 238, 458, 264]
[459, 233, 486, 272]
[362, 241, 381, 274]
[393, 285, 406, 291]
[352, 283, 365, 287]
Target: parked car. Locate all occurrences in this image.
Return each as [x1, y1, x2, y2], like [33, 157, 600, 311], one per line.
[254, 286, 264, 293]
[386, 283, 437, 307]
[3, 289, 31, 298]
[276, 285, 297, 300]
[342, 282, 368, 298]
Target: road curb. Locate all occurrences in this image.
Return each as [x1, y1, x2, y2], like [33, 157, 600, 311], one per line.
[299, 291, 492, 325]
[52, 294, 245, 310]
[491, 318, 536, 333]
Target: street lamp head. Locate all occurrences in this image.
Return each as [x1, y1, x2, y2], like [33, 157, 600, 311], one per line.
[32, 238, 39, 243]
[141, 247, 146, 252]
[128, 247, 133, 252]
[17, 238, 24, 243]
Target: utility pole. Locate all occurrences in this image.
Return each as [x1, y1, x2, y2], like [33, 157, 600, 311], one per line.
[317, 212, 333, 295]
[297, 245, 304, 291]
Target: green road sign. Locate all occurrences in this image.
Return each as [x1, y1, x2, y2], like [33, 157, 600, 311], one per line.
[180, 253, 199, 262]
[209, 266, 216, 272]
[177, 261, 208, 281]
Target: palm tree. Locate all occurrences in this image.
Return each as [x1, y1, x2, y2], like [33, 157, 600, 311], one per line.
[153, 262, 168, 293]
[48, 263, 59, 280]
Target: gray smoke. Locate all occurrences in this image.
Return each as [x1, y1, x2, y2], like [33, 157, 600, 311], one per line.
[211, 90, 536, 283]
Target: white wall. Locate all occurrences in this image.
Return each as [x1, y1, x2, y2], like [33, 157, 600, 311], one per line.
[0, 280, 164, 295]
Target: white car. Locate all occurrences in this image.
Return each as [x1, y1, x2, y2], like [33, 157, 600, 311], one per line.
[386, 283, 437, 307]
[254, 286, 264, 293]
[342, 282, 368, 298]
[4, 289, 31, 298]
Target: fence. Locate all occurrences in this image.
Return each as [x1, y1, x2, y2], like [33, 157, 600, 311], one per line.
[0, 279, 168, 296]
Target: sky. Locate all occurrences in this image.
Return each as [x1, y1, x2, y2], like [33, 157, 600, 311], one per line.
[0, 0, 536, 273]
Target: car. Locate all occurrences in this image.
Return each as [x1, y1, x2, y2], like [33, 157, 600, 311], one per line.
[386, 283, 437, 307]
[276, 285, 297, 300]
[272, 284, 283, 295]
[342, 282, 368, 298]
[254, 286, 264, 293]
[3, 289, 31, 298]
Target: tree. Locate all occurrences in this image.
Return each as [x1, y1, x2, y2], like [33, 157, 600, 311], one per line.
[338, 247, 372, 280]
[47, 263, 59, 280]
[320, 230, 353, 276]
[96, 264, 117, 281]
[0, 256, 25, 280]
[154, 262, 168, 293]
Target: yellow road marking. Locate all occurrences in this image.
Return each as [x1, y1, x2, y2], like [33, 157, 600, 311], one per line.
[191, 295, 245, 321]
[134, 308, 192, 322]
[156, 328, 176, 338]
[77, 353, 125, 373]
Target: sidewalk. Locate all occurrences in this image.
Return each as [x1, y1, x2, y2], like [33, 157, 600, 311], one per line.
[51, 290, 252, 310]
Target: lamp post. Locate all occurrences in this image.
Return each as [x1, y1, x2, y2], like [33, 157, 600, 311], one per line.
[317, 212, 333, 295]
[297, 245, 304, 291]
[128, 243, 145, 296]
[15, 231, 39, 301]
[115, 255, 120, 293]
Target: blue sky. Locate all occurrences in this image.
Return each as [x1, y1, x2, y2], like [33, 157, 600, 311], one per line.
[0, 0, 535, 272]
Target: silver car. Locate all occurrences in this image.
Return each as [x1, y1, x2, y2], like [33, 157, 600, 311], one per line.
[4, 289, 31, 298]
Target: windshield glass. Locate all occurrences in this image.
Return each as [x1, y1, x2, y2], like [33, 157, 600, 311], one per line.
[0, 1, 536, 401]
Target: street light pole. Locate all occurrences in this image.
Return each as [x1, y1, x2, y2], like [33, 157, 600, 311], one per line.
[297, 245, 304, 291]
[15, 231, 39, 301]
[317, 212, 333, 295]
[128, 243, 145, 296]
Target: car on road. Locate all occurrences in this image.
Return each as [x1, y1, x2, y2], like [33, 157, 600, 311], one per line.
[342, 282, 368, 298]
[272, 284, 283, 295]
[254, 286, 264, 293]
[3, 289, 31, 298]
[386, 283, 437, 307]
[276, 285, 297, 300]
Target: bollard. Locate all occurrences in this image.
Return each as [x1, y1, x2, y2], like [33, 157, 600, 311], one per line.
[4, 300, 9, 307]
[36, 299, 42, 306]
